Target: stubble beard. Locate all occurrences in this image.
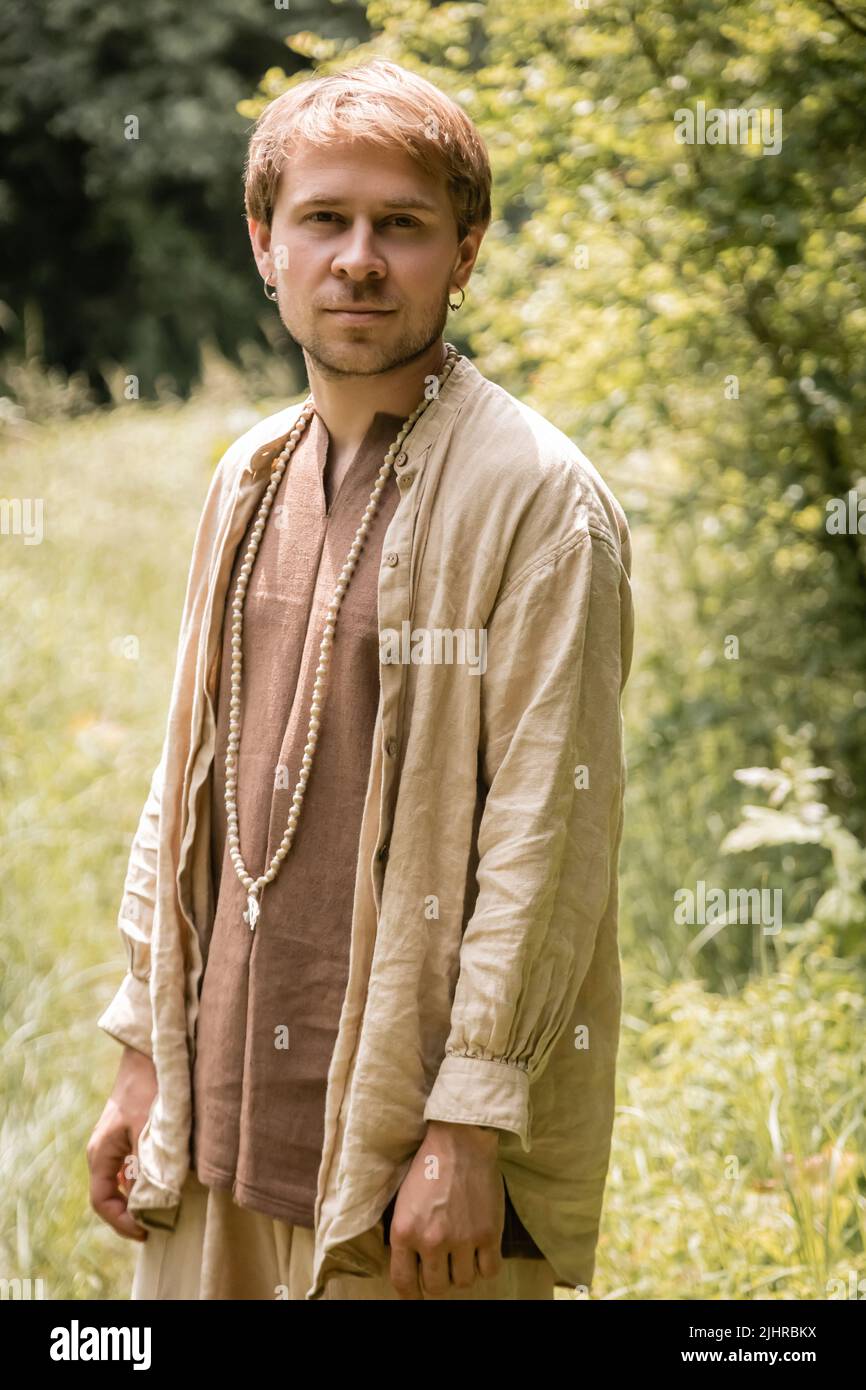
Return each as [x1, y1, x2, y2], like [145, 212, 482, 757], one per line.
[285, 289, 451, 382]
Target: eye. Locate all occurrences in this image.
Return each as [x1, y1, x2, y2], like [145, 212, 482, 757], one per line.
[303, 212, 419, 228]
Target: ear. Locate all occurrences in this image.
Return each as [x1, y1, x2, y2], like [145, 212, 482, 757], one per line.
[248, 216, 273, 280]
[451, 223, 487, 293]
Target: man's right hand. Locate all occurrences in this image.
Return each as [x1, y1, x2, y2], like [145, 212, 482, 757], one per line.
[87, 1045, 158, 1241]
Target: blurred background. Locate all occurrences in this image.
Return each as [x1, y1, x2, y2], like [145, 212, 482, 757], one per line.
[2, 0, 865, 1300]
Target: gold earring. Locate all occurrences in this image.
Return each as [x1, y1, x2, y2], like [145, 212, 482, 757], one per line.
[448, 287, 465, 311]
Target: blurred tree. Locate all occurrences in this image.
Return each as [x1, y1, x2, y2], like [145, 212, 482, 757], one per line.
[0, 0, 369, 399]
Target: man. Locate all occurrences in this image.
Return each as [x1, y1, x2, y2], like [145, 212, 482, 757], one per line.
[87, 57, 634, 1302]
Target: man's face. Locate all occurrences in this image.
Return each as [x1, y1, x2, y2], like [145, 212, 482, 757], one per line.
[248, 139, 483, 377]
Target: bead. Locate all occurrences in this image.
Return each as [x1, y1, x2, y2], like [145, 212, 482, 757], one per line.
[223, 348, 459, 929]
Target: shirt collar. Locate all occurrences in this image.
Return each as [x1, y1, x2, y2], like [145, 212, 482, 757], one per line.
[244, 345, 476, 478]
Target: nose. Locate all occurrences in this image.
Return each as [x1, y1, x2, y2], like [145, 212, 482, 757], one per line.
[330, 217, 387, 282]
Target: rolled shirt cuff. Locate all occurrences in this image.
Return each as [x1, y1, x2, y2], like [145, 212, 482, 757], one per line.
[127, 1169, 182, 1232]
[97, 971, 153, 1058]
[422, 1054, 532, 1154]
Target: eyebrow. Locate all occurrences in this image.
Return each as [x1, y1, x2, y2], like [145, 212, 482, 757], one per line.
[293, 193, 441, 215]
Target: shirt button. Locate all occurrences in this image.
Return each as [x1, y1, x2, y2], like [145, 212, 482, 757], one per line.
[398, 472, 415, 487]
[385, 737, 398, 756]
[384, 552, 399, 567]
[378, 842, 389, 863]
[395, 451, 408, 468]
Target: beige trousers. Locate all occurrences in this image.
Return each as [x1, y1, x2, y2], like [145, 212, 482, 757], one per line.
[131, 1171, 555, 1301]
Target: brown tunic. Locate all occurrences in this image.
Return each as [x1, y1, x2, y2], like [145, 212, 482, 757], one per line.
[192, 403, 543, 1258]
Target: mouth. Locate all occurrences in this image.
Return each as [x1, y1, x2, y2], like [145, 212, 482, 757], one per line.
[324, 308, 396, 324]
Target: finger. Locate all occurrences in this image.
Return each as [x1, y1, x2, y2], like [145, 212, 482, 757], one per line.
[389, 1243, 423, 1300]
[475, 1240, 502, 1281]
[418, 1245, 451, 1299]
[99, 1194, 149, 1240]
[91, 1163, 149, 1241]
[448, 1242, 478, 1290]
[88, 1132, 148, 1242]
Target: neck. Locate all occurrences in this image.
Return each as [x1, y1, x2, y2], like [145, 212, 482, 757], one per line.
[304, 337, 448, 458]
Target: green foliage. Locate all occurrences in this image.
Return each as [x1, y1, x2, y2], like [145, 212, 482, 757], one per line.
[605, 734, 866, 1299]
[0, 0, 369, 399]
[608, 919, 866, 1299]
[721, 729, 866, 954]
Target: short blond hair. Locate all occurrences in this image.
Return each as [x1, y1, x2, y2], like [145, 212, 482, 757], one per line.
[244, 58, 492, 243]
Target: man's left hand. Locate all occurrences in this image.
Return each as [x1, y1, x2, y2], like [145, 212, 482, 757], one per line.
[388, 1120, 505, 1300]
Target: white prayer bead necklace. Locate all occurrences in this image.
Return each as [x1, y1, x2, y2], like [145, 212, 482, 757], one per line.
[226, 343, 461, 931]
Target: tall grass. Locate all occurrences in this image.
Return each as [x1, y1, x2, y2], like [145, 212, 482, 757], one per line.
[1, 363, 281, 1298]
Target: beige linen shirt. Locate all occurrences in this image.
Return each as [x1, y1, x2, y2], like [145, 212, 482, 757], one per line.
[97, 345, 634, 1300]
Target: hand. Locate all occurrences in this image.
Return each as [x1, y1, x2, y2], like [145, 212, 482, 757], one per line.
[87, 1045, 157, 1242]
[388, 1120, 505, 1299]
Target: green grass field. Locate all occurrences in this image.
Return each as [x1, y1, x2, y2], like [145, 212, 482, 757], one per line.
[2, 373, 864, 1300]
